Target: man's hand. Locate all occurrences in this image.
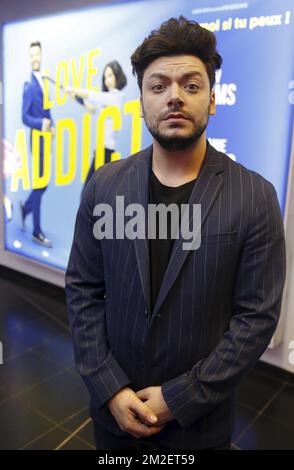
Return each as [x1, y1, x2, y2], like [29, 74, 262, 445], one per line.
[136, 386, 174, 426]
[64, 86, 77, 99]
[107, 386, 165, 439]
[42, 118, 51, 132]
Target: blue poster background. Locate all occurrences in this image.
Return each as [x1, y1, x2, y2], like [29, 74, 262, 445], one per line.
[2, 0, 294, 270]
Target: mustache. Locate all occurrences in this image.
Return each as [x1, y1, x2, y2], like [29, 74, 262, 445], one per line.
[160, 106, 192, 120]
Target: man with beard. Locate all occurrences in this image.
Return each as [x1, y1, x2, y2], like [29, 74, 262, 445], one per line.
[20, 41, 54, 247]
[65, 17, 286, 451]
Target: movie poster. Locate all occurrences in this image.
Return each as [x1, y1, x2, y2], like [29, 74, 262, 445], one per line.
[2, 0, 294, 270]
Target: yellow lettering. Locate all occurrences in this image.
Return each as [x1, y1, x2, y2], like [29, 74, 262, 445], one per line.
[43, 68, 54, 110]
[110, 152, 121, 162]
[81, 113, 92, 182]
[10, 130, 30, 191]
[71, 54, 86, 88]
[31, 130, 51, 189]
[87, 48, 101, 91]
[56, 61, 69, 106]
[124, 99, 142, 154]
[55, 118, 77, 186]
[95, 106, 122, 169]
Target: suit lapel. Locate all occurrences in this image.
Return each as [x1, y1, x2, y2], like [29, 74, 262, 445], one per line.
[127, 143, 224, 320]
[31, 72, 43, 96]
[127, 146, 153, 314]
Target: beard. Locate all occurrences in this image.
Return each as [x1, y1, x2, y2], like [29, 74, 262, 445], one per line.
[143, 105, 210, 151]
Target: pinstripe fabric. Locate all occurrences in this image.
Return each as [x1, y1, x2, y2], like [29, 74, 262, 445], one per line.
[65, 141, 286, 449]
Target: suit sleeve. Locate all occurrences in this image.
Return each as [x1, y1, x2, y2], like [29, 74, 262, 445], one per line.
[161, 179, 286, 428]
[22, 82, 43, 130]
[65, 174, 131, 408]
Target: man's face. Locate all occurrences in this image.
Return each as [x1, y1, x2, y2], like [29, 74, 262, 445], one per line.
[140, 54, 216, 151]
[30, 45, 42, 72]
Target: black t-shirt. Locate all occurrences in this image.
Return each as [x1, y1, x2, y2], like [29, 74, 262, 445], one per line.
[149, 169, 196, 312]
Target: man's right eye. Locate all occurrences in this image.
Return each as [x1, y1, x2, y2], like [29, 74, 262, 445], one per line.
[152, 84, 165, 92]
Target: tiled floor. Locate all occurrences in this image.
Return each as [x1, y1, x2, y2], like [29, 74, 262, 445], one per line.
[0, 268, 294, 450]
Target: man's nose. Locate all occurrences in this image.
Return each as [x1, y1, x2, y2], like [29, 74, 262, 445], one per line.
[167, 84, 184, 107]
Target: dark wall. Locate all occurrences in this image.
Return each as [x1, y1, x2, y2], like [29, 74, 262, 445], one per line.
[0, 0, 116, 22]
[0, 0, 117, 79]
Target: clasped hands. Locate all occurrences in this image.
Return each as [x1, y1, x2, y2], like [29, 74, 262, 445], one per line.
[107, 386, 174, 439]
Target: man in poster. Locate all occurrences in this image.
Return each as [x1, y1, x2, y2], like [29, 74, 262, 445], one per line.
[20, 41, 54, 247]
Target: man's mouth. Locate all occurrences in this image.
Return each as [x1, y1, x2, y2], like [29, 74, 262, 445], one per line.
[164, 113, 189, 120]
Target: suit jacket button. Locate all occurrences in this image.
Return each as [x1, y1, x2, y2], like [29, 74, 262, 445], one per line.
[144, 309, 148, 315]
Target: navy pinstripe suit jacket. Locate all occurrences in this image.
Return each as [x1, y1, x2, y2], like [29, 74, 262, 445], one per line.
[65, 142, 286, 449]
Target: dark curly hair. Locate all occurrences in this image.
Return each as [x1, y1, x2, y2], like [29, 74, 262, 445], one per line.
[30, 41, 42, 49]
[131, 16, 222, 91]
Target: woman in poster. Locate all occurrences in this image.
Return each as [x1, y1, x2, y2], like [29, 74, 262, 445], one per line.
[67, 60, 127, 192]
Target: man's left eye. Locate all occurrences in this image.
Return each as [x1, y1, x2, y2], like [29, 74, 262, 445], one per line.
[186, 84, 200, 91]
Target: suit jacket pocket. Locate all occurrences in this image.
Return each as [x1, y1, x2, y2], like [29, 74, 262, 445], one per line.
[201, 231, 237, 245]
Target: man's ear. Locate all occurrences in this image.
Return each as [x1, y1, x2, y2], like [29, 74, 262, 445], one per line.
[209, 90, 216, 115]
[140, 96, 144, 118]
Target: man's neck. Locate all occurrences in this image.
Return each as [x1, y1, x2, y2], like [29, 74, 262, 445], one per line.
[151, 134, 207, 187]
